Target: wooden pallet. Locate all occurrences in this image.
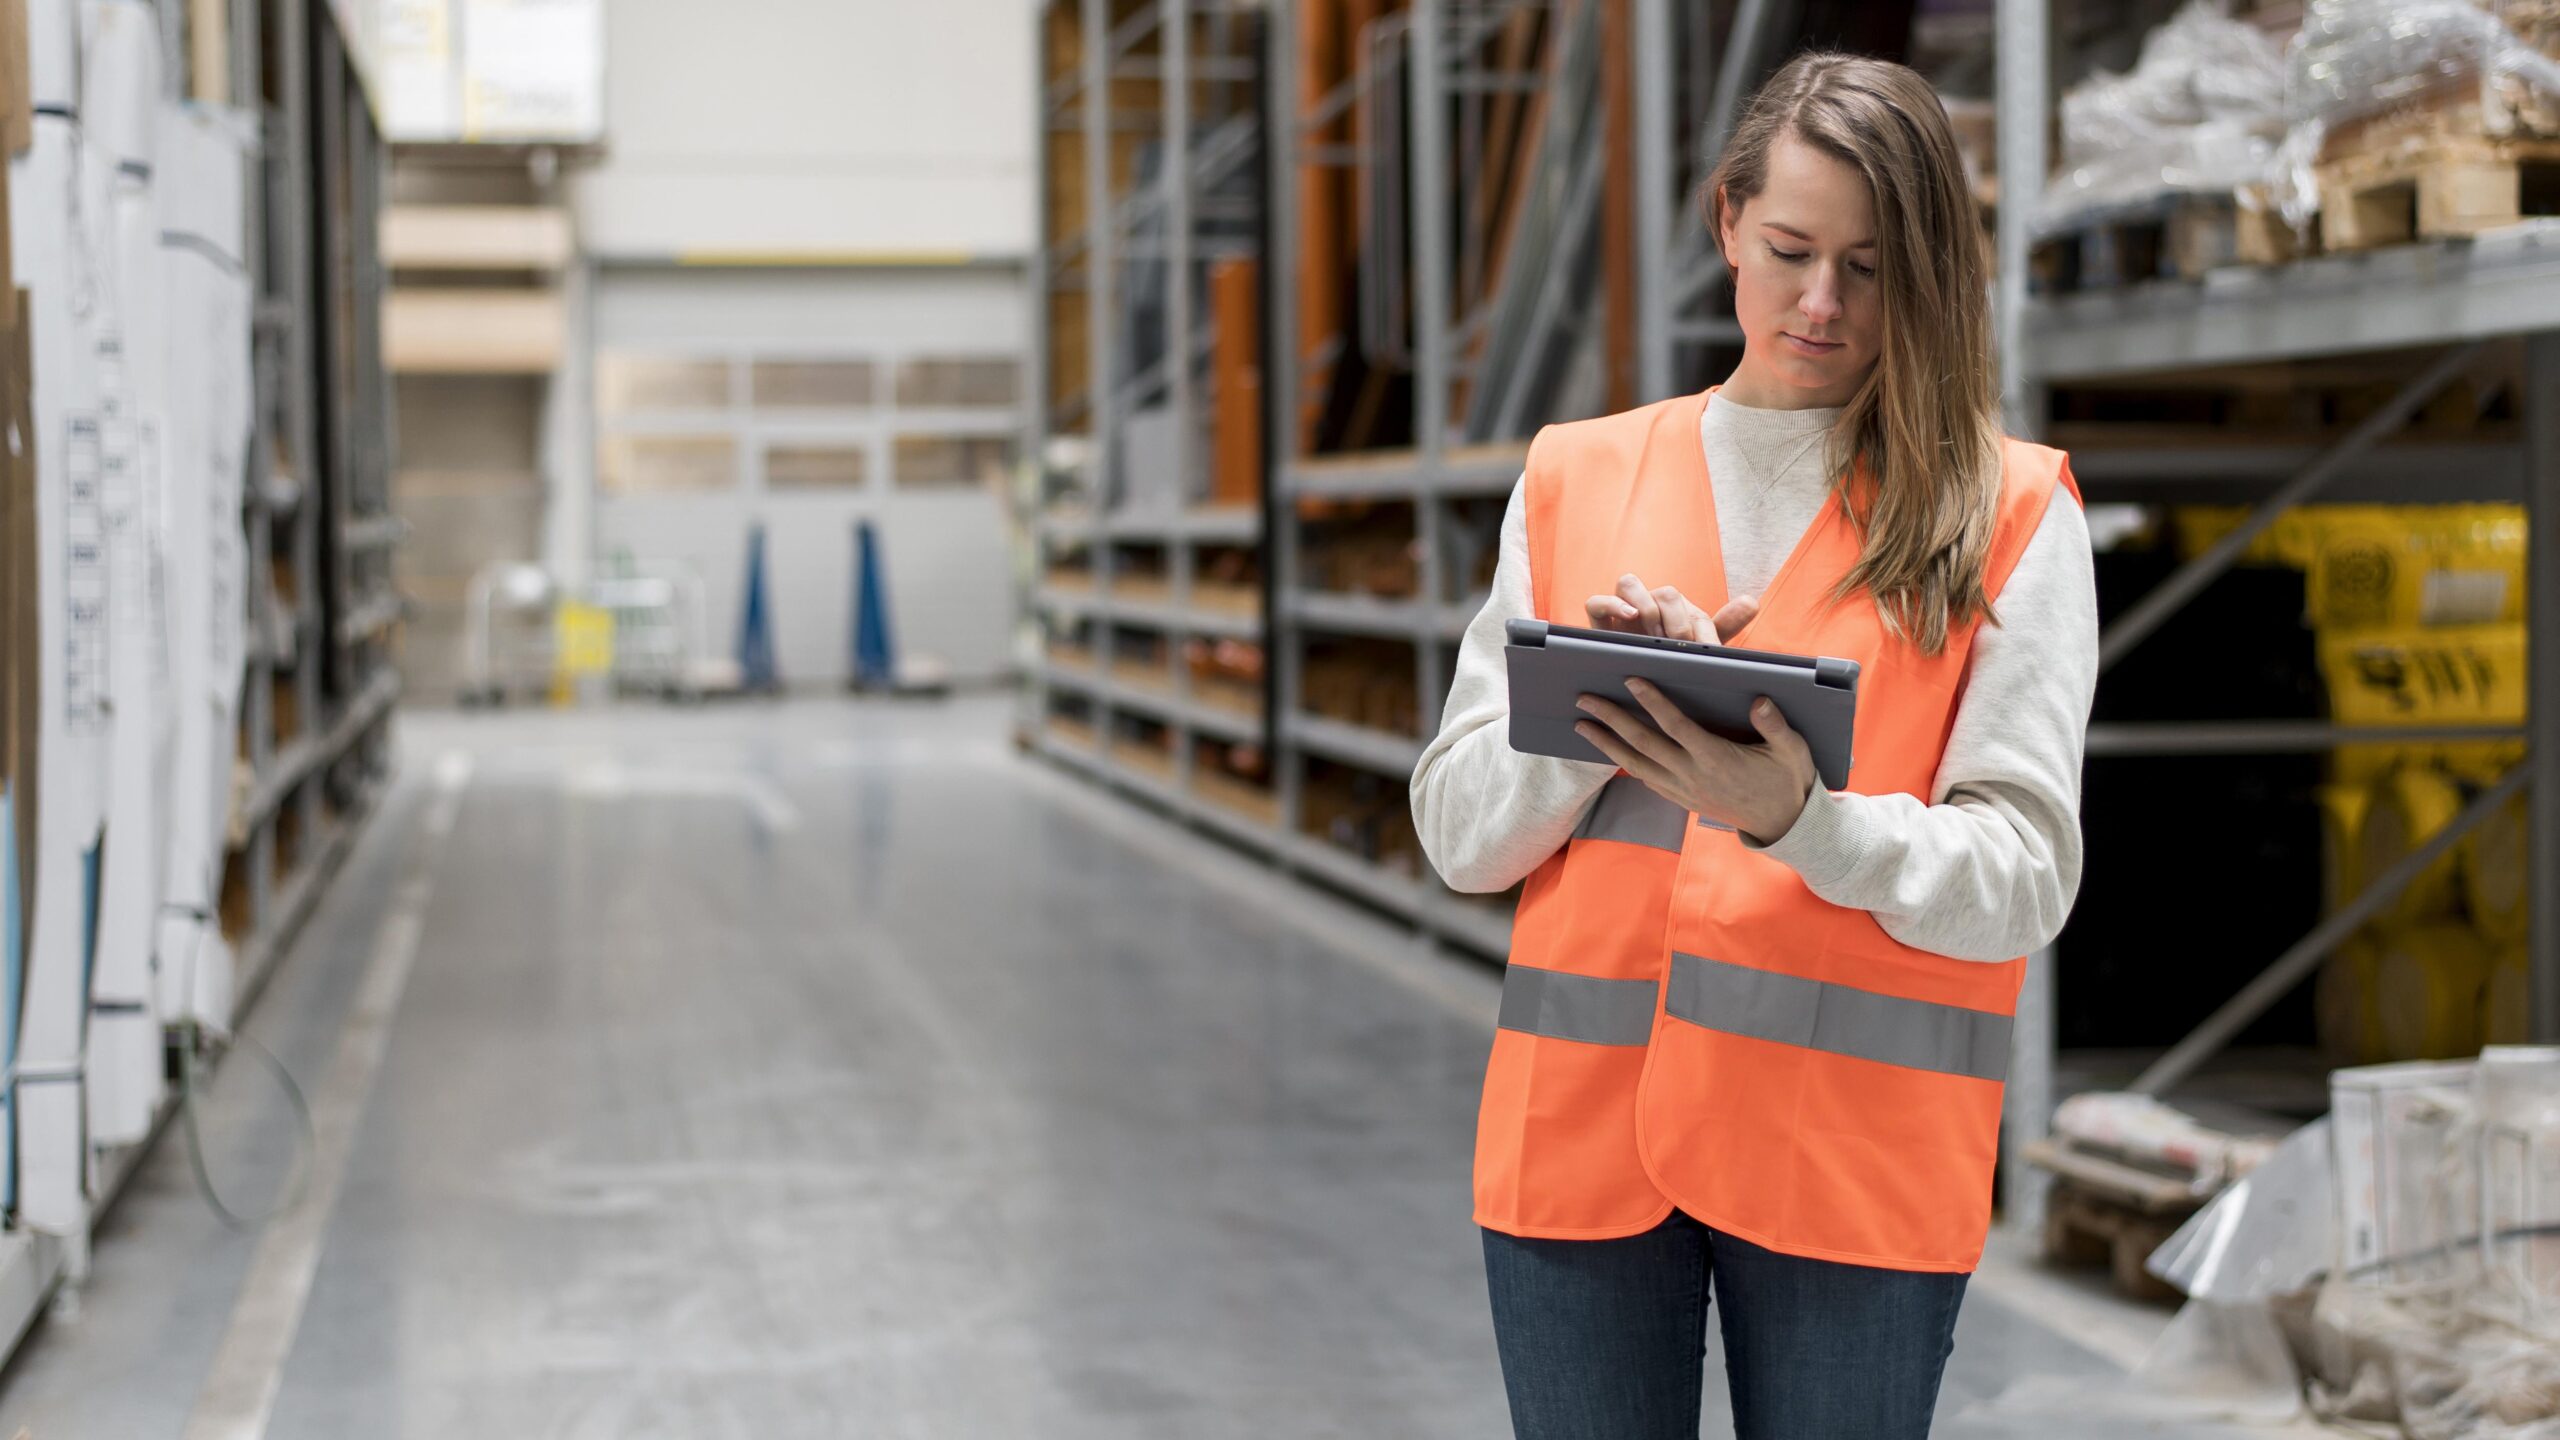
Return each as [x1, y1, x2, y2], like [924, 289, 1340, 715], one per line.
[2031, 193, 2300, 295]
[2023, 1137, 2200, 1304]
[2041, 1180, 2192, 1305]
[2323, 85, 2560, 166]
[2316, 135, 2560, 252]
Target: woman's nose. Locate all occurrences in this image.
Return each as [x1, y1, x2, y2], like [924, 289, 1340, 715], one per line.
[1800, 270, 1844, 325]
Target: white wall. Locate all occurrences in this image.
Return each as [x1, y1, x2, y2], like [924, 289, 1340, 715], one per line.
[572, 0, 1038, 260]
[590, 265, 1026, 687]
[545, 0, 1038, 685]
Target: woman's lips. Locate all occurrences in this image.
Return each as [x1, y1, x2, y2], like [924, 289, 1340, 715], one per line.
[1781, 332, 1845, 357]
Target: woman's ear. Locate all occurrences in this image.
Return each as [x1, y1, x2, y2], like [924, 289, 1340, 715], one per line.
[1712, 185, 1737, 267]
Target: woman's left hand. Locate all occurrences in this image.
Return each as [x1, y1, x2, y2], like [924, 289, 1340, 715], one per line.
[1574, 680, 1819, 842]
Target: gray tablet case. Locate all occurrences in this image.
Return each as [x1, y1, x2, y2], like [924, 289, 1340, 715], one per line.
[1504, 619, 1860, 792]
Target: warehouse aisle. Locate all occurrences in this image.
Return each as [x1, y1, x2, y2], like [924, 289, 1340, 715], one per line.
[1, 698, 2181, 1438]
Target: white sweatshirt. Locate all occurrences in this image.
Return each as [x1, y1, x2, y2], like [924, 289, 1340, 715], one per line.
[1408, 394, 2100, 963]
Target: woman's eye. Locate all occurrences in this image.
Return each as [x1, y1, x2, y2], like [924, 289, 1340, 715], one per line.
[1765, 243, 1808, 264]
[1848, 260, 1876, 280]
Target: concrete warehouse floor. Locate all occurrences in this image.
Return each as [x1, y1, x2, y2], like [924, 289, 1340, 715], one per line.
[0, 697, 2291, 1437]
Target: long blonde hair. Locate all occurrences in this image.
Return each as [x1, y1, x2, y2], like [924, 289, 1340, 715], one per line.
[1707, 52, 2002, 656]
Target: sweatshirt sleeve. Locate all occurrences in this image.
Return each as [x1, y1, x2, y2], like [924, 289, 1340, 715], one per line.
[1741, 483, 2099, 961]
[1410, 477, 1617, 893]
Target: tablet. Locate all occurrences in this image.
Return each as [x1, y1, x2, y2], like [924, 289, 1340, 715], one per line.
[1504, 619, 1859, 792]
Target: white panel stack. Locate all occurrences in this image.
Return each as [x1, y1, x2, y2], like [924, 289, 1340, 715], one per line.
[24, 0, 77, 113]
[10, 107, 112, 1236]
[154, 103, 255, 1036]
[83, 0, 171, 1150]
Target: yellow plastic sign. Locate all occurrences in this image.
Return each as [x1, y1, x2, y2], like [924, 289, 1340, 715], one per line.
[554, 601, 615, 679]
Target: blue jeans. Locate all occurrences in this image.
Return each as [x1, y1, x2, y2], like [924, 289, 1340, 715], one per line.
[1481, 1210, 1968, 1440]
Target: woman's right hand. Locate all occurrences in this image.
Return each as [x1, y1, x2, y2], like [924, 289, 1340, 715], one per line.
[1586, 574, 1760, 646]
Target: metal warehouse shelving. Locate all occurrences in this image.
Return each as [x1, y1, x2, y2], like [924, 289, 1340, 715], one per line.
[1283, 589, 1479, 643]
[0, 0, 400, 1342]
[1035, 584, 1265, 640]
[237, 0, 402, 978]
[1990, 0, 2560, 1242]
[1036, 720, 1515, 958]
[2023, 226, 2560, 383]
[1043, 657, 1265, 743]
[1257, 0, 1563, 956]
[1280, 440, 1528, 500]
[1029, 0, 2559, 1260]
[1027, 0, 1753, 957]
[1027, 0, 1280, 828]
[1036, 501, 1264, 545]
[1246, 0, 1752, 954]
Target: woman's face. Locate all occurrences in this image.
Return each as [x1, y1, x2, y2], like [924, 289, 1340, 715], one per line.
[1717, 135, 1881, 410]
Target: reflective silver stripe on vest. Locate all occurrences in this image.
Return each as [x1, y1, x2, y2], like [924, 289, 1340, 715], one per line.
[1664, 952, 2013, 1081]
[1497, 963, 1660, 1046]
[1571, 777, 1687, 853]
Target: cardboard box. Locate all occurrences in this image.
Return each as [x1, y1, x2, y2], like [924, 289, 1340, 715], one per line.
[383, 287, 567, 373]
[188, 0, 226, 104]
[382, 204, 574, 272]
[0, 0, 30, 156]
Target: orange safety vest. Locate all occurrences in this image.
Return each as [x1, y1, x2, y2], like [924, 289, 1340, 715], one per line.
[1476, 388, 2080, 1273]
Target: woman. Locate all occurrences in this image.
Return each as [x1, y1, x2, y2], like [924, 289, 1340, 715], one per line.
[1409, 53, 2100, 1440]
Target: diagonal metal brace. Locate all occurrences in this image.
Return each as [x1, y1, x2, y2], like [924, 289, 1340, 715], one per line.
[2131, 758, 2532, 1097]
[2098, 341, 2486, 675]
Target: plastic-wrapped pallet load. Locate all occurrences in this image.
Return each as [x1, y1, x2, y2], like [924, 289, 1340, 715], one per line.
[2280, 0, 2560, 239]
[2358, 766, 2470, 926]
[2319, 930, 2386, 1064]
[2320, 623, 2526, 783]
[2033, 0, 2289, 233]
[2475, 1047, 2560, 1339]
[1994, 1058, 2560, 1433]
[2315, 780, 2372, 913]
[1973, 1120, 2333, 1427]
[2484, 943, 2531, 1047]
[9, 105, 111, 1237]
[153, 102, 254, 1035]
[2306, 505, 2529, 635]
[2372, 923, 2494, 1061]
[2052, 1091, 2280, 1190]
[2311, 1053, 2560, 1438]
[83, 0, 171, 1151]
[2463, 790, 2532, 945]
[2334, 1060, 2481, 1281]
[2290, 0, 2560, 144]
